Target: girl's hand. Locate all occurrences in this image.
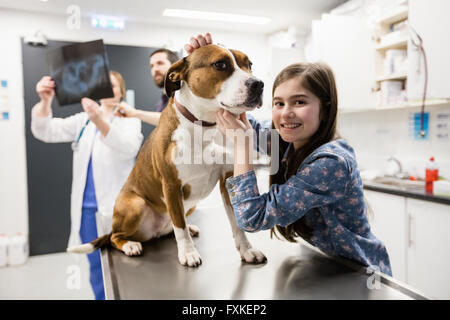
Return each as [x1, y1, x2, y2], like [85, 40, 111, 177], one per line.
[184, 32, 213, 54]
[81, 97, 105, 125]
[216, 109, 253, 138]
[114, 101, 138, 118]
[36, 76, 55, 104]
[217, 110, 255, 175]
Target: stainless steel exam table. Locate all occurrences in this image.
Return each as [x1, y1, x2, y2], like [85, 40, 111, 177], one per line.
[97, 206, 429, 300]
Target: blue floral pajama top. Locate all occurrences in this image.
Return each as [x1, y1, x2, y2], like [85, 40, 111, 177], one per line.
[225, 117, 393, 276]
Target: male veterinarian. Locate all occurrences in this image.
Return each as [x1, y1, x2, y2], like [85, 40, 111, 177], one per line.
[115, 47, 180, 125]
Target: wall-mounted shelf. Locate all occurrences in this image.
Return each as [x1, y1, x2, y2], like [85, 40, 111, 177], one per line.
[373, 3, 410, 110]
[378, 6, 409, 26]
[376, 73, 407, 82]
[376, 37, 408, 51]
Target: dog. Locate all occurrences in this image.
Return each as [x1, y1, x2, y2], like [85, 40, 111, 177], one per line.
[67, 44, 266, 267]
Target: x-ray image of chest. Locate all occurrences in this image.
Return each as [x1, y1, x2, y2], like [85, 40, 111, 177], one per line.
[48, 40, 114, 106]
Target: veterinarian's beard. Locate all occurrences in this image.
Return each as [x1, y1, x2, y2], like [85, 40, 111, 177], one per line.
[153, 74, 165, 88]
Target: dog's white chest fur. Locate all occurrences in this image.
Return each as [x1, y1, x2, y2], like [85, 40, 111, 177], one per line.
[171, 111, 233, 213]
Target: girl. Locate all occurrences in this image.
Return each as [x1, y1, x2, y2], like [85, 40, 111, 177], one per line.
[216, 61, 393, 277]
[31, 71, 143, 299]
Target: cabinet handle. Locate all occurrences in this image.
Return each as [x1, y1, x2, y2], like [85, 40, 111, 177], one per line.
[408, 214, 414, 247]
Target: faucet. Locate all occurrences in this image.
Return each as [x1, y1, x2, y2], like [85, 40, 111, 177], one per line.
[386, 156, 409, 179]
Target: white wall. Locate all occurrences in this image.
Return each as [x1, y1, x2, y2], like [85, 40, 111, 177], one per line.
[338, 106, 450, 179]
[0, 8, 271, 237]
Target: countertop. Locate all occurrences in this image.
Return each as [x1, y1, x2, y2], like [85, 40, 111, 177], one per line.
[363, 180, 450, 205]
[257, 165, 450, 205]
[97, 207, 429, 300]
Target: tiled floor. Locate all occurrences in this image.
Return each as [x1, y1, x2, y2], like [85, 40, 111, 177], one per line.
[0, 252, 94, 300]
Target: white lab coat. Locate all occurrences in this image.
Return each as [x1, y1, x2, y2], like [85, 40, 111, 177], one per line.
[31, 106, 143, 248]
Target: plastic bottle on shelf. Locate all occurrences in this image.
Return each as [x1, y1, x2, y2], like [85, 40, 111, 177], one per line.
[8, 233, 28, 266]
[0, 234, 8, 267]
[425, 157, 439, 194]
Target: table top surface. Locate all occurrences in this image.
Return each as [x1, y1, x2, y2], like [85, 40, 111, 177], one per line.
[98, 206, 429, 300]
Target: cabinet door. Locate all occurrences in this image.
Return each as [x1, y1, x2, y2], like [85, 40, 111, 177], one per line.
[310, 14, 374, 110]
[364, 190, 407, 282]
[408, 0, 450, 100]
[406, 198, 450, 299]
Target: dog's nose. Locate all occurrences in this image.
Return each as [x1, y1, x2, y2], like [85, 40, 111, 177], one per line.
[244, 79, 264, 108]
[247, 79, 264, 96]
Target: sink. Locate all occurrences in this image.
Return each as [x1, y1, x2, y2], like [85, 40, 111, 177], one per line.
[367, 176, 425, 191]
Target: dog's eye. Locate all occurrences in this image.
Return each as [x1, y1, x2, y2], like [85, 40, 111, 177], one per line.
[212, 60, 228, 71]
[248, 61, 253, 70]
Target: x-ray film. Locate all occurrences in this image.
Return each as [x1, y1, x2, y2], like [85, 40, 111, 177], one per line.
[48, 39, 114, 106]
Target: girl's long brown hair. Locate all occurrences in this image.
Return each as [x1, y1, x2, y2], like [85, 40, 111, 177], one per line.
[269, 62, 339, 242]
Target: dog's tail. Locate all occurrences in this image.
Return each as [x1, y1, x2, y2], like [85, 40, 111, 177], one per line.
[66, 233, 112, 254]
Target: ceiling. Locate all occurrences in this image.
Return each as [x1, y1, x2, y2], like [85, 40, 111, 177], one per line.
[0, 0, 347, 34]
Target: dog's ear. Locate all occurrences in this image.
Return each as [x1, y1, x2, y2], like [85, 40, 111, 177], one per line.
[164, 57, 188, 98]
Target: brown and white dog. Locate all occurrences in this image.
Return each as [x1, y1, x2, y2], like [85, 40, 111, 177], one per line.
[67, 44, 266, 267]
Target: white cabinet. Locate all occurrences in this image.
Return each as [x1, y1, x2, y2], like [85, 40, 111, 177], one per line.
[309, 14, 374, 110]
[406, 198, 450, 299]
[365, 189, 450, 299]
[407, 0, 450, 101]
[364, 190, 407, 282]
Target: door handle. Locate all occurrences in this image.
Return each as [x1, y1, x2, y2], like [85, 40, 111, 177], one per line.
[408, 213, 414, 247]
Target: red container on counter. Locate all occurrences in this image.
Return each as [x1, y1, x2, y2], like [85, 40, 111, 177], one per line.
[425, 157, 439, 193]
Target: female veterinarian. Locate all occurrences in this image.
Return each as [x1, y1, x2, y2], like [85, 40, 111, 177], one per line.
[31, 71, 143, 299]
[184, 34, 393, 276]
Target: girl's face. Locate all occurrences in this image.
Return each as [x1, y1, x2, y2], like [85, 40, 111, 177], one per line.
[272, 77, 321, 150]
[100, 74, 122, 106]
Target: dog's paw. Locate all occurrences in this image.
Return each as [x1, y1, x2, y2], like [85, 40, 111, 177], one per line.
[178, 249, 202, 267]
[241, 248, 267, 264]
[122, 241, 143, 256]
[188, 224, 200, 237]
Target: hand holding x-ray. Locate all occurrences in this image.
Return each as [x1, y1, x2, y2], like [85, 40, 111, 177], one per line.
[47, 39, 114, 106]
[35, 76, 55, 104]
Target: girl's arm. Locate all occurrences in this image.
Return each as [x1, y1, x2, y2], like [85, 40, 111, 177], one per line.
[216, 109, 255, 177]
[233, 133, 253, 177]
[225, 153, 351, 232]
